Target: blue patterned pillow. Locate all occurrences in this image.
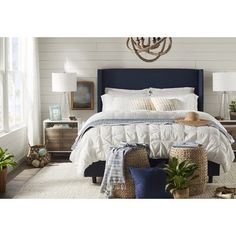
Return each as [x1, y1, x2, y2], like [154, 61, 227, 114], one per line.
[129, 167, 173, 199]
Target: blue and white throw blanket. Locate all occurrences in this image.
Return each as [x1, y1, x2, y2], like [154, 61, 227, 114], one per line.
[100, 142, 150, 198]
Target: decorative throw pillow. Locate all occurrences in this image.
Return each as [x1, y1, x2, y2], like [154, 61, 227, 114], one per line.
[130, 97, 154, 110]
[129, 167, 173, 199]
[101, 94, 153, 111]
[151, 97, 177, 111]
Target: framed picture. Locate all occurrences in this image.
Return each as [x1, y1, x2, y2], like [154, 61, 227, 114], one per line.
[71, 81, 94, 110]
[49, 105, 62, 121]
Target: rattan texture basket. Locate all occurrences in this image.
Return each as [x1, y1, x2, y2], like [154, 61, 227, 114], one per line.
[169, 146, 208, 196]
[112, 148, 150, 199]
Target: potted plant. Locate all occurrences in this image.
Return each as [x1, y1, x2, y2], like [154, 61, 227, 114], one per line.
[229, 100, 236, 120]
[0, 148, 16, 193]
[163, 157, 198, 199]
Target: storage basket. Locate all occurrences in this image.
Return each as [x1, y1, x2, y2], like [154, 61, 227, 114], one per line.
[26, 144, 51, 168]
[112, 148, 150, 198]
[169, 146, 208, 196]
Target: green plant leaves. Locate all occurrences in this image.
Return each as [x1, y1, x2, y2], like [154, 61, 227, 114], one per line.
[229, 100, 236, 112]
[0, 147, 16, 171]
[163, 157, 198, 193]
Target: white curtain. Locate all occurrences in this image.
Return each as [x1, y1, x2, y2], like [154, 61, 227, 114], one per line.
[25, 38, 41, 145]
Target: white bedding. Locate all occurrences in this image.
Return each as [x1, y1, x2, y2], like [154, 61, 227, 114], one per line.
[70, 110, 235, 177]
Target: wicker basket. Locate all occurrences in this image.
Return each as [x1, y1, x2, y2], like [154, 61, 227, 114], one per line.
[169, 146, 208, 196]
[112, 148, 150, 198]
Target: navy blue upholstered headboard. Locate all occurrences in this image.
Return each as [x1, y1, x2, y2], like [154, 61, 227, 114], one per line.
[97, 68, 204, 112]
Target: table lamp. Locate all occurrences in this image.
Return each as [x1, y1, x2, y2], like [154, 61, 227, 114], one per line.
[52, 72, 77, 119]
[213, 72, 236, 120]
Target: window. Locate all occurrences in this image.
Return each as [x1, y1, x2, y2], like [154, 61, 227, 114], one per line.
[6, 38, 24, 128]
[0, 38, 25, 134]
[0, 38, 4, 132]
[0, 72, 3, 132]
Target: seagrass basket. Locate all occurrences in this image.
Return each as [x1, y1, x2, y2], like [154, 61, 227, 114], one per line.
[169, 146, 208, 196]
[112, 148, 150, 198]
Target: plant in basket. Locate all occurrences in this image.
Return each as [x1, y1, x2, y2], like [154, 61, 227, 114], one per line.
[163, 157, 198, 199]
[0, 148, 17, 193]
[229, 100, 236, 120]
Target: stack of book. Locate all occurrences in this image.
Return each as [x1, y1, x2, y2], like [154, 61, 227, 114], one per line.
[172, 142, 202, 148]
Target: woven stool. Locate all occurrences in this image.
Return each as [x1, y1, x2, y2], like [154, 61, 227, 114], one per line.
[113, 148, 150, 198]
[169, 145, 208, 196]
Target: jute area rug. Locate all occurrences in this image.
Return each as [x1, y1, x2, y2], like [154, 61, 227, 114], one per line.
[14, 162, 236, 199]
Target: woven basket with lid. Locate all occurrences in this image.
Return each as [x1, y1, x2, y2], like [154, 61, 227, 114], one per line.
[169, 145, 208, 196]
[112, 148, 150, 199]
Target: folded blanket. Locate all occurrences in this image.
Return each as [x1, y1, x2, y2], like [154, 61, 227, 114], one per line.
[100, 142, 150, 198]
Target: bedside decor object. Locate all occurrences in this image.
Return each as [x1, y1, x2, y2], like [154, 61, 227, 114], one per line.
[126, 37, 172, 62]
[229, 100, 236, 120]
[26, 144, 51, 168]
[0, 147, 16, 193]
[52, 72, 77, 118]
[71, 81, 94, 110]
[175, 111, 209, 127]
[213, 72, 236, 120]
[214, 186, 236, 199]
[163, 157, 198, 199]
[49, 105, 62, 121]
[169, 145, 208, 196]
[69, 116, 77, 121]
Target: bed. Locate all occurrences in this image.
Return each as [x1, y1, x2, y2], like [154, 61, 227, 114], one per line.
[70, 68, 235, 183]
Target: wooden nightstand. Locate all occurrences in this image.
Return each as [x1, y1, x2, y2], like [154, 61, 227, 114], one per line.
[43, 119, 80, 153]
[220, 120, 236, 152]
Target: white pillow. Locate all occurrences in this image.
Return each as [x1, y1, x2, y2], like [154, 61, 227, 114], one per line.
[174, 94, 198, 110]
[150, 87, 194, 96]
[101, 94, 153, 111]
[105, 87, 149, 96]
[151, 97, 177, 111]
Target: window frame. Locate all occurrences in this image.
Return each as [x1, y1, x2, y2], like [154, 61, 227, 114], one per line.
[0, 71, 4, 132]
[0, 38, 26, 136]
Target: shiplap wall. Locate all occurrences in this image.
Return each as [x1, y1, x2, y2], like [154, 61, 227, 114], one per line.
[38, 37, 236, 121]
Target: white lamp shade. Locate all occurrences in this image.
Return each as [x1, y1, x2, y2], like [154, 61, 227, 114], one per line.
[52, 73, 77, 92]
[213, 72, 236, 91]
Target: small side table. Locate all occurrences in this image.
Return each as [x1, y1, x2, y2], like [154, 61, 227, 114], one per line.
[219, 120, 236, 153]
[43, 119, 81, 153]
[169, 145, 208, 196]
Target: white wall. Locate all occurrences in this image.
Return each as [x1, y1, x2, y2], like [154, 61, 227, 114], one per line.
[0, 127, 28, 164]
[38, 37, 236, 121]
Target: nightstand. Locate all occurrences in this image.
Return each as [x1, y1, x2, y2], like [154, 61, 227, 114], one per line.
[220, 120, 236, 152]
[43, 119, 80, 153]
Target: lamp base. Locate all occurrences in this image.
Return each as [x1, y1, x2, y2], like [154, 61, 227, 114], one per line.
[61, 92, 71, 119]
[219, 91, 230, 120]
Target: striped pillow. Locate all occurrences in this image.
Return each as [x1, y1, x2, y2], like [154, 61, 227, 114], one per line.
[151, 97, 177, 111]
[130, 97, 154, 110]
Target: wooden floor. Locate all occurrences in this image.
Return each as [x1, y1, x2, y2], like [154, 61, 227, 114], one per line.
[0, 154, 69, 199]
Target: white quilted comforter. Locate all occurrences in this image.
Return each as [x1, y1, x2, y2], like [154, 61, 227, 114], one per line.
[70, 111, 235, 176]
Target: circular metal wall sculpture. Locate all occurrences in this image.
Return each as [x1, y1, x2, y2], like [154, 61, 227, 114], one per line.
[126, 37, 172, 62]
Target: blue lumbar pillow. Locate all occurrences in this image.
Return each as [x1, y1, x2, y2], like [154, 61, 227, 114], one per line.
[129, 167, 173, 199]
